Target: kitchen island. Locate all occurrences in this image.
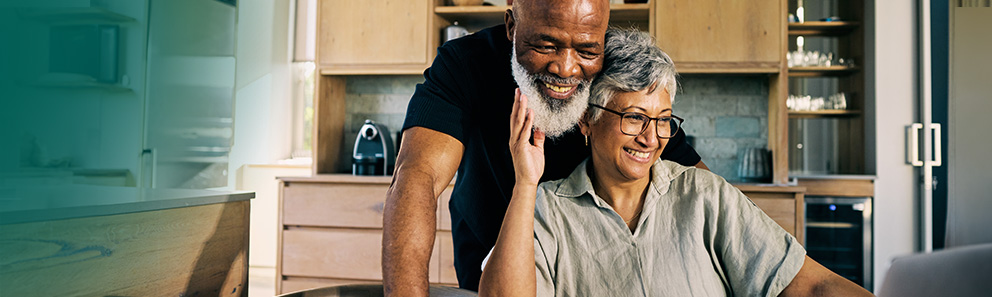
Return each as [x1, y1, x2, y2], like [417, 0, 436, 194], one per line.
[0, 185, 254, 297]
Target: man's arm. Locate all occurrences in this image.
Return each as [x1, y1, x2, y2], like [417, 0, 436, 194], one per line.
[778, 256, 874, 297]
[382, 127, 464, 297]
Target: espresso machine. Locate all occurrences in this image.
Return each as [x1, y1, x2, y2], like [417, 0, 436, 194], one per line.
[352, 120, 395, 176]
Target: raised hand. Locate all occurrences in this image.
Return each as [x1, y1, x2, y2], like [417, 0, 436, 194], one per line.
[508, 88, 546, 187]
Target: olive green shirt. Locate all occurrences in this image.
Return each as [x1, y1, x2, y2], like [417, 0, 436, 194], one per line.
[531, 159, 805, 296]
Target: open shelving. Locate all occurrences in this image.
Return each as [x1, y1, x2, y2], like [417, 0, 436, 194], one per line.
[788, 65, 859, 77]
[21, 7, 136, 24]
[785, 0, 867, 176]
[788, 110, 861, 118]
[788, 21, 860, 36]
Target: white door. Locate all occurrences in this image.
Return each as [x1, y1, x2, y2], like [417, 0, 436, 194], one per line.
[944, 5, 992, 247]
[871, 0, 921, 291]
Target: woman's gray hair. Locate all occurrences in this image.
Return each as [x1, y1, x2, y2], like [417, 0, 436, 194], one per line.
[587, 28, 678, 122]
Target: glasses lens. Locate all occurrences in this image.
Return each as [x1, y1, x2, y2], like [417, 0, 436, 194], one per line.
[657, 117, 679, 138]
[621, 113, 646, 135]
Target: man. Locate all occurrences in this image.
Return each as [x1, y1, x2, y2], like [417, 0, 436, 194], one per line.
[382, 0, 707, 295]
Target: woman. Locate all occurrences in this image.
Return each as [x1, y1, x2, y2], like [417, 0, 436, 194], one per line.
[478, 29, 873, 297]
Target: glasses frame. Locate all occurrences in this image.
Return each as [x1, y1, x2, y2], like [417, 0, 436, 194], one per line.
[589, 103, 684, 139]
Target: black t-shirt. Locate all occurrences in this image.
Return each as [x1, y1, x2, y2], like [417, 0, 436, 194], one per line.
[402, 24, 701, 291]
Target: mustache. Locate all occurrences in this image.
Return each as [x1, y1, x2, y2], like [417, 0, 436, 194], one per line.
[530, 73, 587, 87]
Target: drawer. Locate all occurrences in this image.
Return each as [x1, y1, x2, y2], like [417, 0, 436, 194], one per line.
[282, 181, 454, 230]
[279, 277, 458, 295]
[282, 182, 389, 228]
[281, 228, 441, 282]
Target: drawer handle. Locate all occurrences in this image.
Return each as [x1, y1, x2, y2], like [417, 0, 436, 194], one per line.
[373, 202, 385, 214]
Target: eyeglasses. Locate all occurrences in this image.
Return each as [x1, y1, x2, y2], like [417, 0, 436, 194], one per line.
[589, 104, 683, 139]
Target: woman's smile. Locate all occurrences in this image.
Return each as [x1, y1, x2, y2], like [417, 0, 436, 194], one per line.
[623, 146, 653, 162]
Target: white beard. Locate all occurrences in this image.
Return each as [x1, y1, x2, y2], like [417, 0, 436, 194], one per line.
[510, 43, 591, 139]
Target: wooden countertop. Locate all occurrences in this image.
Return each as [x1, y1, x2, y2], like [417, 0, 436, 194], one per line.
[279, 175, 807, 194]
[733, 183, 806, 193]
[0, 184, 254, 225]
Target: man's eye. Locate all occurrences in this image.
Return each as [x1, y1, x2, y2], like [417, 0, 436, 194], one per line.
[535, 46, 555, 52]
[579, 51, 600, 58]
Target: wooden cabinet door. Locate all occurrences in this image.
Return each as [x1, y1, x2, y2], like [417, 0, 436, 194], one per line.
[654, 0, 783, 73]
[317, 0, 432, 74]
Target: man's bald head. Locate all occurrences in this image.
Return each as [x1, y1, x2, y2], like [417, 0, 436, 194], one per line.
[510, 0, 610, 27]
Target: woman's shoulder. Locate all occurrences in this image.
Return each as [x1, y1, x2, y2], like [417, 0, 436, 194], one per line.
[653, 160, 738, 195]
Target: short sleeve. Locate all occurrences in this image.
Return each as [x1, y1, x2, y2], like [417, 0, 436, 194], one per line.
[402, 45, 472, 144]
[710, 180, 806, 297]
[659, 128, 702, 166]
[533, 192, 558, 297]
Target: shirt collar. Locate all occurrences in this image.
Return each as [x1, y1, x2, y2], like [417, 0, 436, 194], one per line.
[553, 158, 693, 201]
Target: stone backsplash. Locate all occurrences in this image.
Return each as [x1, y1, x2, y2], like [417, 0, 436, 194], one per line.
[340, 75, 768, 182]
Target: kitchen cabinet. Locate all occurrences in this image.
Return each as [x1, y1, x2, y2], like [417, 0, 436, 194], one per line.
[654, 0, 784, 73]
[274, 175, 804, 294]
[276, 175, 458, 294]
[316, 0, 435, 75]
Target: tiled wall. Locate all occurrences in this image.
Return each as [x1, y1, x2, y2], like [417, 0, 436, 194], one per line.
[341, 75, 768, 182]
[339, 75, 420, 172]
[674, 76, 769, 182]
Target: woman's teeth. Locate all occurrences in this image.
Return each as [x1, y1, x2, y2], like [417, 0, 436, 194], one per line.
[544, 83, 573, 93]
[624, 148, 650, 159]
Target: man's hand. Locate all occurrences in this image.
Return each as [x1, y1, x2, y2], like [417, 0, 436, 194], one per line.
[382, 127, 464, 297]
[508, 88, 545, 187]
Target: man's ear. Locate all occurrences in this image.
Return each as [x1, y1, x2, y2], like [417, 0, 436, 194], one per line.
[505, 9, 515, 41]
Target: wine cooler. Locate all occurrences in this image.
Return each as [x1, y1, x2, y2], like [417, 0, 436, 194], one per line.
[805, 197, 873, 289]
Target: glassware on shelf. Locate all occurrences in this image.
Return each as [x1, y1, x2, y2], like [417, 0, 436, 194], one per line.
[787, 50, 853, 68]
[787, 93, 848, 112]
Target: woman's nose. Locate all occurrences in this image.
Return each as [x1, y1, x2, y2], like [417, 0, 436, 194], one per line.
[636, 122, 659, 148]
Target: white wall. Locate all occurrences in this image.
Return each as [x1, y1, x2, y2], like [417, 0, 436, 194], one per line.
[946, 8, 992, 247]
[871, 0, 920, 292]
[238, 164, 310, 268]
[227, 0, 307, 269]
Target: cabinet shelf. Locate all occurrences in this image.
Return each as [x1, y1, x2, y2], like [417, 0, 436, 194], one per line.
[789, 66, 858, 77]
[788, 110, 861, 118]
[788, 21, 859, 36]
[434, 3, 649, 24]
[33, 81, 132, 92]
[21, 7, 136, 24]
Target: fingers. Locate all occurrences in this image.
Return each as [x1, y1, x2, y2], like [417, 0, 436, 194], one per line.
[510, 89, 532, 145]
[509, 89, 521, 143]
[521, 109, 533, 144]
[532, 127, 545, 149]
[510, 89, 526, 144]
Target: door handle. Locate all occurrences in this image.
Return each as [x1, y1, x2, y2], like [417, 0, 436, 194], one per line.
[908, 124, 923, 166]
[930, 123, 942, 167]
[141, 148, 157, 188]
[907, 123, 942, 167]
